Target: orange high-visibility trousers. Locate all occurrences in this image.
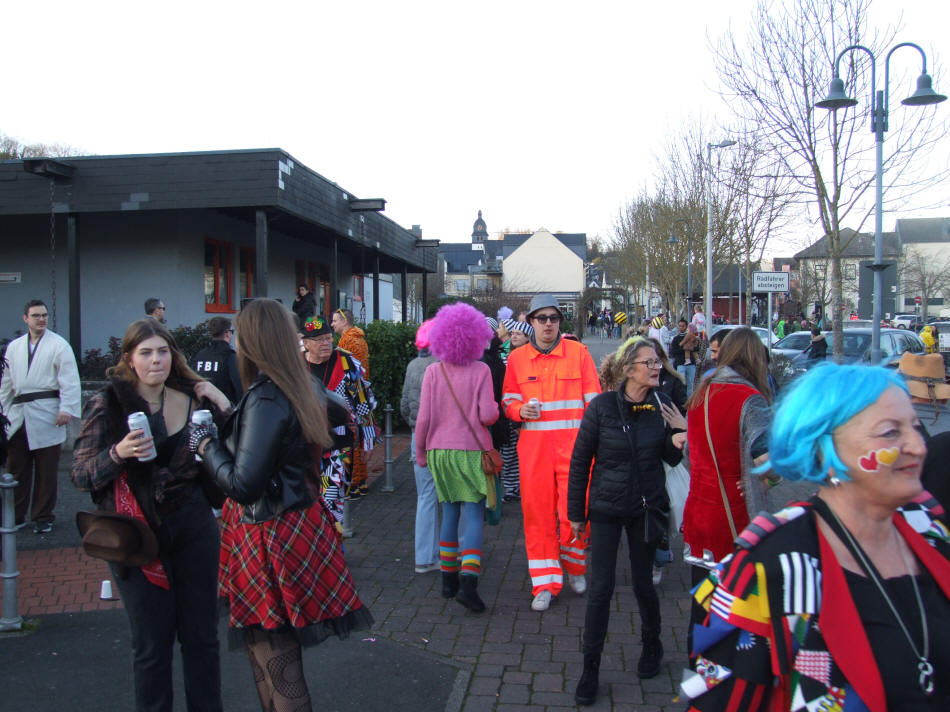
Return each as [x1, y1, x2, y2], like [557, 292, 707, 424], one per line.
[519, 431, 586, 596]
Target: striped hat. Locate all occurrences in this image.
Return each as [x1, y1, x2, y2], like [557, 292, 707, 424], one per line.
[651, 316, 663, 329]
[501, 318, 517, 332]
[485, 316, 499, 330]
[509, 321, 534, 336]
[614, 311, 627, 325]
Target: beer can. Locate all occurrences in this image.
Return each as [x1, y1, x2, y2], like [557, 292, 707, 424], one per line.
[191, 409, 213, 427]
[528, 398, 540, 419]
[191, 410, 213, 461]
[126, 411, 157, 462]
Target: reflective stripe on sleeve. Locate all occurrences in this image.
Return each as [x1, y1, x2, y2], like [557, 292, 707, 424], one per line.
[502, 392, 523, 402]
[584, 392, 598, 403]
[522, 419, 583, 431]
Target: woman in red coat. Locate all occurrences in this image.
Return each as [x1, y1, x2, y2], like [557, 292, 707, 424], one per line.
[682, 328, 775, 658]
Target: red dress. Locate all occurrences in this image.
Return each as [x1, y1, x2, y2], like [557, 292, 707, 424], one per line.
[683, 382, 760, 561]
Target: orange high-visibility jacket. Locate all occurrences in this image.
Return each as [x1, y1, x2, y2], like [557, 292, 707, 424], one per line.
[501, 337, 601, 469]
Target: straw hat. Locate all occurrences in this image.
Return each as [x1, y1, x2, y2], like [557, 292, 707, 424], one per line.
[897, 352, 950, 401]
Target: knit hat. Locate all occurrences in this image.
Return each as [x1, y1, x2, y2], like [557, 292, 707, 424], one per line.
[486, 316, 499, 331]
[510, 321, 534, 336]
[651, 316, 663, 329]
[302, 315, 332, 338]
[614, 311, 627, 325]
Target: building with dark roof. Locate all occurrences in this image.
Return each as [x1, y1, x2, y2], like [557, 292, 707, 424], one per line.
[0, 149, 438, 354]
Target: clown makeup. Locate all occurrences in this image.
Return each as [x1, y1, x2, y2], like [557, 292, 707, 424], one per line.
[857, 447, 901, 473]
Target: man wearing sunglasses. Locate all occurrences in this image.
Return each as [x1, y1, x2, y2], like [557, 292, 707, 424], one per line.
[501, 294, 600, 611]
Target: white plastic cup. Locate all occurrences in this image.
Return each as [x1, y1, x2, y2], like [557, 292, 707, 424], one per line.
[100, 579, 115, 600]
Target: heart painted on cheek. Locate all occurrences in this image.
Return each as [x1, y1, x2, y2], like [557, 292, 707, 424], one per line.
[876, 447, 900, 466]
[858, 451, 879, 472]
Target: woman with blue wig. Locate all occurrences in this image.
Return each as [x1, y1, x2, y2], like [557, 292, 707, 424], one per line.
[683, 363, 950, 711]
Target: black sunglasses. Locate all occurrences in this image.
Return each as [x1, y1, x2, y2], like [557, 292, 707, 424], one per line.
[533, 314, 562, 324]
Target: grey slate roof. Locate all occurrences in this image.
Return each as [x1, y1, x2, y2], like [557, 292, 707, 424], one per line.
[793, 228, 899, 260]
[0, 148, 436, 272]
[438, 231, 587, 273]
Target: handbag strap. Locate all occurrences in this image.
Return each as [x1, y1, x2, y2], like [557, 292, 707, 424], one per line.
[704, 385, 738, 540]
[439, 363, 484, 450]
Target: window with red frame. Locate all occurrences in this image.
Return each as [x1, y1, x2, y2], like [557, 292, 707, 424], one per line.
[353, 274, 364, 301]
[204, 240, 233, 312]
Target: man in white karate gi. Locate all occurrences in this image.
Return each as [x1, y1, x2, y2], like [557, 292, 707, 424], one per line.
[0, 300, 80, 533]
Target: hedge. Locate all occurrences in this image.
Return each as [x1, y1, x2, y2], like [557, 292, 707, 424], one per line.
[363, 320, 418, 428]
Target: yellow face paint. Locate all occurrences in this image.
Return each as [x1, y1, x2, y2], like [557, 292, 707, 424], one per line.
[876, 447, 899, 466]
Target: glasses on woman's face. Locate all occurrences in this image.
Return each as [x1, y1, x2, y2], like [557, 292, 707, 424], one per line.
[633, 359, 662, 369]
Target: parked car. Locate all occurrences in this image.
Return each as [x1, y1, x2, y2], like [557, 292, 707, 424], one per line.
[711, 324, 777, 347]
[770, 331, 814, 359]
[842, 319, 874, 329]
[892, 313, 916, 329]
[789, 328, 924, 372]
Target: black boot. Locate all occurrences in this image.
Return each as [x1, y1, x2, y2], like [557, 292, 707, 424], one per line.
[455, 574, 485, 613]
[441, 571, 459, 598]
[574, 654, 600, 706]
[637, 632, 664, 679]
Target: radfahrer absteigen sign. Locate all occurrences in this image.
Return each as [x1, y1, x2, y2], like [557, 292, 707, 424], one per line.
[752, 271, 790, 293]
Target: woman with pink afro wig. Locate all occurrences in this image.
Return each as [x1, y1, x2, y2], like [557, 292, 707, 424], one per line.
[415, 303, 499, 613]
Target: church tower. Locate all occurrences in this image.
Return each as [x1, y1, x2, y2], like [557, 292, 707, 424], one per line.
[471, 209, 488, 244]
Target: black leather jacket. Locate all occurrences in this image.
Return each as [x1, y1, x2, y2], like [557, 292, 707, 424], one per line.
[202, 375, 320, 523]
[567, 386, 682, 536]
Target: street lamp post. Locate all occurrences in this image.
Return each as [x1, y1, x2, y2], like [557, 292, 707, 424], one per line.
[816, 42, 945, 362]
[667, 218, 693, 319]
[705, 140, 737, 332]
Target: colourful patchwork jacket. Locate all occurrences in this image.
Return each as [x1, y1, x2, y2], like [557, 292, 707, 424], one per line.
[684, 494, 950, 711]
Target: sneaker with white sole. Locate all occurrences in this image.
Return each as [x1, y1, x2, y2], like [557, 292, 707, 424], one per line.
[531, 590, 553, 611]
[568, 574, 587, 595]
[652, 566, 663, 585]
[414, 562, 440, 574]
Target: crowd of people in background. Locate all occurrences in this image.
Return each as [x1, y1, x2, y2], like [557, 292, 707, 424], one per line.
[4, 287, 950, 711]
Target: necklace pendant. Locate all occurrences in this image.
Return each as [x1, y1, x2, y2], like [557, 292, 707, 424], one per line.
[918, 659, 934, 696]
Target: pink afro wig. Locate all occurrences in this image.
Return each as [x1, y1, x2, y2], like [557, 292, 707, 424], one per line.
[429, 302, 493, 365]
[415, 319, 435, 350]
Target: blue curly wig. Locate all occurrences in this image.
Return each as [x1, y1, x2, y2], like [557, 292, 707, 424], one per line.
[762, 363, 908, 483]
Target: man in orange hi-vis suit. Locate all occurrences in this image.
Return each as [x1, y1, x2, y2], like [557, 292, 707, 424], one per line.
[502, 294, 600, 611]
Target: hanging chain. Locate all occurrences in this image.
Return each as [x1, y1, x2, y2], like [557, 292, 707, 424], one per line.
[48, 177, 57, 331]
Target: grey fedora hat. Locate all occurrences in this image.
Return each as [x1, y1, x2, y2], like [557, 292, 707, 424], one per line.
[526, 293, 563, 319]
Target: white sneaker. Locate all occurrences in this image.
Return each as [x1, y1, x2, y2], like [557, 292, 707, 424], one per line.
[531, 590, 553, 611]
[414, 562, 440, 574]
[652, 566, 663, 586]
[568, 574, 587, 595]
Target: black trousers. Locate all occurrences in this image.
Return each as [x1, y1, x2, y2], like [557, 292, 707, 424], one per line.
[9, 426, 61, 525]
[110, 487, 223, 712]
[582, 515, 661, 657]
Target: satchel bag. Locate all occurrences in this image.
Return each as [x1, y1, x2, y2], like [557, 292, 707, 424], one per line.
[439, 363, 502, 513]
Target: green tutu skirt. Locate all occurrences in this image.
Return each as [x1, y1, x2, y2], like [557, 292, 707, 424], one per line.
[427, 449, 487, 503]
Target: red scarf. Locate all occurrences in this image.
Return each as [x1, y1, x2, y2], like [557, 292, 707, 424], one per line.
[114, 474, 169, 590]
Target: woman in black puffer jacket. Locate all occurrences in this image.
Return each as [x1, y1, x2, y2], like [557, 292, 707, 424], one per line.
[567, 337, 686, 706]
[194, 299, 373, 711]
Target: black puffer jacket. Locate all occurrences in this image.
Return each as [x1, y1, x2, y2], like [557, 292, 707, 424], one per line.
[202, 375, 320, 523]
[567, 385, 682, 531]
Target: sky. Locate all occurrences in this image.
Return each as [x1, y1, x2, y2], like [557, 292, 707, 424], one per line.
[4, 0, 949, 255]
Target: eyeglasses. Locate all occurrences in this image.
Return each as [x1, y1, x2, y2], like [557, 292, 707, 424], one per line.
[532, 314, 562, 324]
[632, 359, 663, 369]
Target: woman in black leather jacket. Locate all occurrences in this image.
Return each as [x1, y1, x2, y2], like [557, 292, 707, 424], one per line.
[194, 299, 373, 711]
[567, 337, 686, 706]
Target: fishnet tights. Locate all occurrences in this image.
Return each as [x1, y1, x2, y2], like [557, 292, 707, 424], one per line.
[243, 627, 312, 712]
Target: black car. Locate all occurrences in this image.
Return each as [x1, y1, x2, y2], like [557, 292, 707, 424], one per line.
[786, 328, 924, 375]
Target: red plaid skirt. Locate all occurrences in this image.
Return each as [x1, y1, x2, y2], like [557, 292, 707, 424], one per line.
[219, 498, 366, 631]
